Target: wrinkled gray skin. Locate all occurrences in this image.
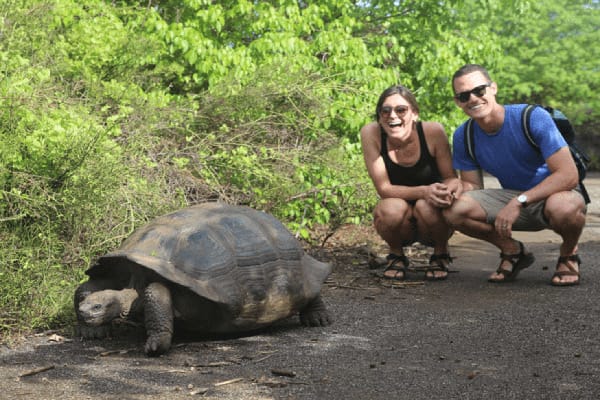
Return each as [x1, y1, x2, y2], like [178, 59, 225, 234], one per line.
[75, 203, 332, 357]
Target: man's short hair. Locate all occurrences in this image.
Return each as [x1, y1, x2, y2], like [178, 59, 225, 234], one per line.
[452, 64, 492, 92]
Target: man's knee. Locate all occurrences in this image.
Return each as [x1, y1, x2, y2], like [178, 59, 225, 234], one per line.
[442, 206, 460, 227]
[442, 201, 466, 225]
[442, 195, 481, 227]
[544, 192, 586, 227]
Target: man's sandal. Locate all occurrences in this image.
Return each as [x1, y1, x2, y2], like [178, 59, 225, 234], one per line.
[551, 254, 581, 287]
[488, 241, 535, 283]
[426, 253, 452, 281]
[383, 254, 409, 281]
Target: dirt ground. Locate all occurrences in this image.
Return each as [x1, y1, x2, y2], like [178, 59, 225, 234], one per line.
[2, 174, 600, 400]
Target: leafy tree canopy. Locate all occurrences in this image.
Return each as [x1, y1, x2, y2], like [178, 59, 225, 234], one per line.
[457, 0, 600, 123]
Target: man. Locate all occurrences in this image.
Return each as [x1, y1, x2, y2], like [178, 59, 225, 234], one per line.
[444, 64, 586, 285]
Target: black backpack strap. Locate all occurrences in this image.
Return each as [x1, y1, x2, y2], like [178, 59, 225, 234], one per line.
[521, 104, 539, 149]
[579, 182, 591, 204]
[465, 118, 477, 163]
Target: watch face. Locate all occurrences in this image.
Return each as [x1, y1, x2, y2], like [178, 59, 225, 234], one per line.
[518, 194, 527, 203]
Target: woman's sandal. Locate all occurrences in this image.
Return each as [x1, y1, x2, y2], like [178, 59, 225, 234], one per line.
[383, 254, 409, 281]
[488, 241, 535, 283]
[426, 253, 452, 281]
[551, 255, 581, 287]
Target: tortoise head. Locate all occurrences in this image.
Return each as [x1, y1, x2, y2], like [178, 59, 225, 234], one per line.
[78, 288, 139, 325]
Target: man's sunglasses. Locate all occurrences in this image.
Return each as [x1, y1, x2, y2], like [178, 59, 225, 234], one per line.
[454, 83, 492, 103]
[379, 105, 409, 118]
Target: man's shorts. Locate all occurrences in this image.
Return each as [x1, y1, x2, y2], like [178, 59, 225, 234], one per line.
[464, 188, 587, 232]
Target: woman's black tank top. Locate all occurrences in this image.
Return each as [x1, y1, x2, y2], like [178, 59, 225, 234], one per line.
[380, 121, 442, 186]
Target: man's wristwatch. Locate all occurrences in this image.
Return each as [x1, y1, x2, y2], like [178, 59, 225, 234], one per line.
[517, 194, 528, 207]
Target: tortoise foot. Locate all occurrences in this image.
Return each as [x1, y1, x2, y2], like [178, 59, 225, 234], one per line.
[144, 333, 172, 357]
[299, 296, 332, 327]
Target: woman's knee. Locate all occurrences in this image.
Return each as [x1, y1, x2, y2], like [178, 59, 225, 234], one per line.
[413, 200, 444, 225]
[374, 198, 410, 222]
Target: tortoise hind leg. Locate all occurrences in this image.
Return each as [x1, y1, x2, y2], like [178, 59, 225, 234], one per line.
[143, 282, 174, 357]
[299, 295, 332, 327]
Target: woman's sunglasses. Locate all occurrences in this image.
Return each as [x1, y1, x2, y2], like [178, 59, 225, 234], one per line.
[379, 105, 409, 118]
[454, 83, 492, 103]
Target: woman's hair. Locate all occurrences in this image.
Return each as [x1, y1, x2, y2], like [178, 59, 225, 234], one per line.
[374, 84, 419, 121]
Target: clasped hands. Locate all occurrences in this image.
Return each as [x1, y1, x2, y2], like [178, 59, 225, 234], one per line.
[426, 180, 461, 208]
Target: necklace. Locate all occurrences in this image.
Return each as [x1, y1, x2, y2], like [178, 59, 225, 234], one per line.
[388, 139, 414, 153]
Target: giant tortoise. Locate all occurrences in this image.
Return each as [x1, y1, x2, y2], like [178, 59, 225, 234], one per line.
[74, 203, 332, 356]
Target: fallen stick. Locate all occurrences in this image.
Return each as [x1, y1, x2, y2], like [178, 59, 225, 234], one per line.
[253, 354, 274, 363]
[330, 284, 378, 290]
[99, 348, 136, 356]
[189, 361, 233, 367]
[271, 368, 296, 377]
[19, 365, 55, 378]
[214, 377, 244, 386]
[190, 387, 209, 395]
[390, 281, 425, 287]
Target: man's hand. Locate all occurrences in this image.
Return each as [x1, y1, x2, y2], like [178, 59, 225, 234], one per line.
[445, 178, 463, 201]
[494, 199, 521, 237]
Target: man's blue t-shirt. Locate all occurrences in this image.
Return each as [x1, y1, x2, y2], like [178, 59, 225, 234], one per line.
[452, 104, 567, 191]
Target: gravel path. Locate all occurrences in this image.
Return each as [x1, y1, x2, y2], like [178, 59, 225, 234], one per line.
[2, 173, 599, 400]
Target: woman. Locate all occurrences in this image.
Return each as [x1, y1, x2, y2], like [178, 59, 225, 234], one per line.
[360, 85, 460, 280]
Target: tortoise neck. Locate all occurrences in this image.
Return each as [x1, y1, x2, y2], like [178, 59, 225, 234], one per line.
[119, 288, 141, 318]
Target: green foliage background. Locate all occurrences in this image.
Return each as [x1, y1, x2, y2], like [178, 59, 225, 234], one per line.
[1, 0, 599, 335]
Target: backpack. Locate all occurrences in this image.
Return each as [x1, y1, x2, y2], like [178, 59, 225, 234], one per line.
[465, 104, 590, 204]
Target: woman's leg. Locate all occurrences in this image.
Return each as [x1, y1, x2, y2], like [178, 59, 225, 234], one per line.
[373, 198, 415, 279]
[413, 199, 453, 279]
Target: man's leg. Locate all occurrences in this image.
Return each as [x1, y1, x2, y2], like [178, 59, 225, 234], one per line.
[443, 191, 533, 282]
[544, 191, 587, 285]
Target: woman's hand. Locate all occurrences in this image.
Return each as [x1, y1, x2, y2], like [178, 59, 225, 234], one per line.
[426, 182, 454, 208]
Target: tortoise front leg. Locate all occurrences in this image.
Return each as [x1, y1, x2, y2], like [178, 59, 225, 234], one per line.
[143, 282, 174, 356]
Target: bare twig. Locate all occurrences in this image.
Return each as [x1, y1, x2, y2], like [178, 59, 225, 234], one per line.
[253, 354, 275, 363]
[99, 348, 136, 356]
[0, 214, 26, 222]
[329, 284, 368, 290]
[271, 368, 296, 378]
[387, 281, 425, 287]
[19, 365, 55, 377]
[190, 387, 209, 395]
[188, 361, 234, 368]
[214, 377, 244, 386]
